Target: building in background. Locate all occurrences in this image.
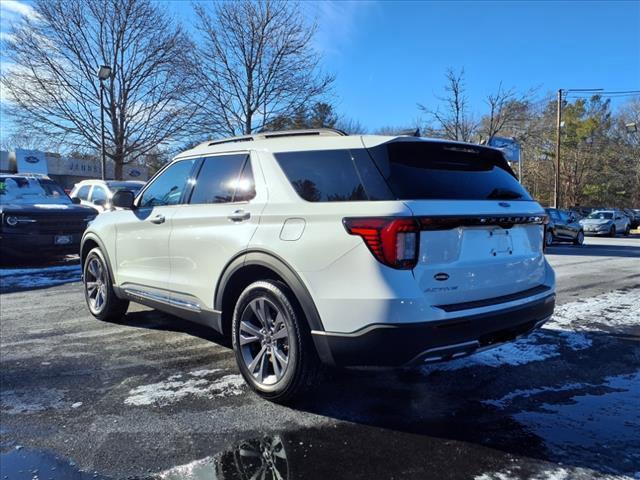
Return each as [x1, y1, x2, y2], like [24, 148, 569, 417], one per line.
[0, 149, 148, 190]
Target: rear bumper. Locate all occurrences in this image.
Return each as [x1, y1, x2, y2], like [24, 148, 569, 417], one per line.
[312, 293, 555, 367]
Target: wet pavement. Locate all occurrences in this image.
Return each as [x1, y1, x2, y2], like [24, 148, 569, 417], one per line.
[1, 236, 639, 479]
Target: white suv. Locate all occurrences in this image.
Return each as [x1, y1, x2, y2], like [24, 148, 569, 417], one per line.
[81, 129, 556, 402]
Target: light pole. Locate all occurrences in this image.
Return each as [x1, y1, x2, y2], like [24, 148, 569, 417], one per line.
[97, 65, 112, 180]
[554, 88, 603, 208]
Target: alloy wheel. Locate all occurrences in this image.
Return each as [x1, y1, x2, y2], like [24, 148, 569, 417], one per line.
[85, 257, 107, 314]
[239, 297, 291, 386]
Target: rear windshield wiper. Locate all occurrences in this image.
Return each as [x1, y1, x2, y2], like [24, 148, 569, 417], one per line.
[487, 188, 523, 200]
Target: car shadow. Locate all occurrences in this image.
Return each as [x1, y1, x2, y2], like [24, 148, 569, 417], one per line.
[108, 307, 639, 478]
[287, 327, 640, 477]
[104, 308, 231, 347]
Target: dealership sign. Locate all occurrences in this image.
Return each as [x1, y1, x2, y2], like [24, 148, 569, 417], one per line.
[16, 149, 48, 174]
[488, 136, 521, 163]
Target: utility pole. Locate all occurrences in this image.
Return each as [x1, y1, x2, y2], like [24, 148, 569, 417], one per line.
[554, 88, 603, 209]
[554, 89, 562, 208]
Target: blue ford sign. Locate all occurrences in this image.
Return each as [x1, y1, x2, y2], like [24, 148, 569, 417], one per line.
[488, 136, 521, 163]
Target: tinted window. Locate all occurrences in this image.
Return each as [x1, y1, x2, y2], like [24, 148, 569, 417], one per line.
[90, 186, 108, 202]
[367, 141, 532, 201]
[190, 154, 254, 204]
[546, 209, 560, 221]
[76, 185, 91, 200]
[139, 159, 195, 208]
[275, 150, 369, 202]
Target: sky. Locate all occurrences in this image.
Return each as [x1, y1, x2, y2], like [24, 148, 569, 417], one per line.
[1, 0, 639, 139]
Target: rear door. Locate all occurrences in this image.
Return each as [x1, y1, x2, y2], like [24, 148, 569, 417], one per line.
[168, 152, 265, 311]
[363, 138, 547, 307]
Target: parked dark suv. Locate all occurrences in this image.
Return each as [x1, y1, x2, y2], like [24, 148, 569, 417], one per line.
[544, 208, 584, 246]
[0, 174, 97, 260]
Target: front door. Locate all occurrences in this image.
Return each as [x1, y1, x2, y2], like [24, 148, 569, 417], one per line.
[115, 158, 197, 294]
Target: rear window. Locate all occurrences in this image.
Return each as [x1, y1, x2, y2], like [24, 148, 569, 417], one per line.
[367, 141, 532, 201]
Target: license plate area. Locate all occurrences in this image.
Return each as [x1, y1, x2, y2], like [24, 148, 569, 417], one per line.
[54, 235, 72, 245]
[488, 229, 513, 257]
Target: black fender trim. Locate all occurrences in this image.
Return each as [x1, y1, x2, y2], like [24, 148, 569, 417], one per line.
[80, 233, 118, 295]
[215, 250, 335, 365]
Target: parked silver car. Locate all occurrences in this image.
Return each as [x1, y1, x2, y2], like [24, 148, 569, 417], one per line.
[70, 180, 145, 212]
[579, 210, 631, 237]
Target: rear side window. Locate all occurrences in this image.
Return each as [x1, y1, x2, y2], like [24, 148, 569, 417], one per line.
[275, 150, 371, 202]
[367, 141, 532, 201]
[90, 186, 108, 202]
[189, 154, 254, 204]
[76, 185, 90, 200]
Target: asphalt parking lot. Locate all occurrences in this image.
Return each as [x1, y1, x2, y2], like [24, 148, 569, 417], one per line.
[1, 235, 639, 480]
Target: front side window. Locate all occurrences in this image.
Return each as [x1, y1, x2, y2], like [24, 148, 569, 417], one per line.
[189, 154, 254, 204]
[139, 159, 196, 208]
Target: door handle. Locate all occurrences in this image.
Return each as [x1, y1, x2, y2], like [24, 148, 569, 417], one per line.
[150, 214, 165, 224]
[228, 210, 250, 222]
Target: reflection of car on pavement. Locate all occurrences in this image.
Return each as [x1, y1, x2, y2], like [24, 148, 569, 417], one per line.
[544, 208, 584, 246]
[580, 210, 631, 237]
[0, 174, 97, 260]
[70, 180, 145, 212]
[80, 129, 556, 402]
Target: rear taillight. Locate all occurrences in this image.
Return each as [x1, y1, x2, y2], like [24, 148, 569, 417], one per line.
[343, 217, 420, 269]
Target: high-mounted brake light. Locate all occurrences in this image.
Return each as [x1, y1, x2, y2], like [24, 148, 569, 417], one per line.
[343, 218, 420, 269]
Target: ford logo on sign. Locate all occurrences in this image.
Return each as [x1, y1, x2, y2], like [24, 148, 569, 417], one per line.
[25, 156, 40, 164]
[499, 202, 511, 208]
[129, 169, 141, 177]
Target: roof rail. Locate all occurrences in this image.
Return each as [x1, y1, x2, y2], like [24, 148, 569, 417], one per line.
[201, 128, 347, 148]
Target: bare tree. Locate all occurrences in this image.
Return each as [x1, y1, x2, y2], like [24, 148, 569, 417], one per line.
[1, 0, 199, 179]
[481, 83, 538, 141]
[193, 0, 334, 137]
[419, 68, 476, 142]
[335, 117, 368, 135]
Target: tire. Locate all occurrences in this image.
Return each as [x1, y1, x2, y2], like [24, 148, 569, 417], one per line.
[83, 248, 129, 321]
[624, 225, 630, 236]
[232, 280, 321, 403]
[544, 230, 554, 247]
[609, 226, 616, 237]
[574, 230, 584, 245]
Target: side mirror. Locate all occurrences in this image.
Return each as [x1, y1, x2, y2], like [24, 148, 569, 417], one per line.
[112, 190, 135, 209]
[71, 197, 81, 204]
[93, 198, 106, 207]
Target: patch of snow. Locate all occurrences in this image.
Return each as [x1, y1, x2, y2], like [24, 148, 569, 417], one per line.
[475, 467, 629, 479]
[422, 289, 636, 373]
[0, 264, 81, 291]
[483, 382, 593, 409]
[124, 370, 244, 407]
[547, 289, 640, 332]
[188, 369, 221, 378]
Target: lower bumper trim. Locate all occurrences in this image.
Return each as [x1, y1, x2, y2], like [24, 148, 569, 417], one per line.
[311, 294, 555, 367]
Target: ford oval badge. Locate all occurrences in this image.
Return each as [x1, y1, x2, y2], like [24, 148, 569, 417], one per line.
[25, 156, 40, 164]
[499, 202, 511, 208]
[434, 272, 449, 281]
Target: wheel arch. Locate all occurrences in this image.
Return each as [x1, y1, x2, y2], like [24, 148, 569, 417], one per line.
[80, 233, 116, 287]
[215, 250, 325, 340]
